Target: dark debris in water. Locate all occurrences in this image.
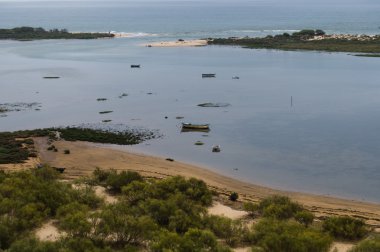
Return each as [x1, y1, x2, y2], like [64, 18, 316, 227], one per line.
[0, 102, 42, 115]
[99, 110, 113, 114]
[118, 93, 128, 98]
[197, 102, 230, 108]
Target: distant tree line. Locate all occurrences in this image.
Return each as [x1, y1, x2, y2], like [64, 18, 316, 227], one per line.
[0, 27, 114, 40]
[209, 29, 380, 53]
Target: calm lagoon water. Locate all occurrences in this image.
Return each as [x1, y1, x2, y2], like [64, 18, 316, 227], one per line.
[1, 0, 380, 202]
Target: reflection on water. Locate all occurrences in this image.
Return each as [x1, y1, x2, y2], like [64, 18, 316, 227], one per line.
[1, 39, 380, 202]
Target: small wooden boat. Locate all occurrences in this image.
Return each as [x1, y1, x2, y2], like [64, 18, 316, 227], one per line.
[232, 76, 240, 79]
[43, 76, 60, 79]
[182, 123, 210, 130]
[131, 64, 141, 68]
[181, 123, 210, 132]
[202, 73, 216, 78]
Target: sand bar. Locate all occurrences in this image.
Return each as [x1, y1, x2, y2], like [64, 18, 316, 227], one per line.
[144, 39, 208, 47]
[9, 138, 377, 227]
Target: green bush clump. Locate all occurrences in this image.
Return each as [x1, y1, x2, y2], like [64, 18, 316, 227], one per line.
[322, 216, 368, 240]
[151, 228, 231, 252]
[243, 202, 259, 217]
[251, 218, 332, 252]
[204, 215, 247, 247]
[0, 166, 102, 250]
[349, 236, 380, 252]
[105, 170, 143, 192]
[295, 210, 315, 227]
[258, 195, 303, 219]
[229, 192, 239, 201]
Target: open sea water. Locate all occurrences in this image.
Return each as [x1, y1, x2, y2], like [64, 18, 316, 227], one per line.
[1, 0, 380, 202]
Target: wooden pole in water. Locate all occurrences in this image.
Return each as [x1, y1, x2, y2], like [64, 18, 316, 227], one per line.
[291, 96, 293, 107]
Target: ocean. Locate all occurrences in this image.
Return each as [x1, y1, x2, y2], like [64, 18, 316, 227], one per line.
[1, 0, 380, 202]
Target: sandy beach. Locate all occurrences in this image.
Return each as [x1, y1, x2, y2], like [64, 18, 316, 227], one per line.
[143, 39, 208, 47]
[28, 137, 380, 228]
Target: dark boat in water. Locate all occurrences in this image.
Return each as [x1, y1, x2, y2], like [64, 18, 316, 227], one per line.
[43, 76, 60, 79]
[181, 123, 210, 132]
[131, 64, 141, 68]
[182, 123, 209, 130]
[202, 73, 215, 78]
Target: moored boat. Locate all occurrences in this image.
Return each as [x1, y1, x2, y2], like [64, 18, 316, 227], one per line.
[131, 64, 141, 68]
[202, 73, 215, 78]
[181, 123, 210, 132]
[182, 123, 210, 130]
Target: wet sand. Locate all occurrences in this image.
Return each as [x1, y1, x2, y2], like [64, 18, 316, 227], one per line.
[16, 137, 380, 227]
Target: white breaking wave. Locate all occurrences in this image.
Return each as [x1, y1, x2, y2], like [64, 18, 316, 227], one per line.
[109, 31, 160, 38]
[229, 29, 300, 33]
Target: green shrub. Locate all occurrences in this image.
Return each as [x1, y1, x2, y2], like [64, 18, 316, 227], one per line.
[8, 237, 59, 252]
[229, 192, 239, 201]
[92, 167, 112, 184]
[64, 149, 70, 154]
[349, 236, 380, 252]
[97, 204, 157, 246]
[243, 202, 259, 217]
[322, 216, 368, 240]
[295, 210, 315, 227]
[258, 195, 303, 219]
[204, 215, 247, 247]
[252, 218, 332, 252]
[105, 170, 143, 192]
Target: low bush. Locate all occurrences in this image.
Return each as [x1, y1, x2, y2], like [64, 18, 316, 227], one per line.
[349, 235, 380, 252]
[295, 210, 315, 227]
[105, 170, 143, 192]
[258, 195, 303, 219]
[229, 192, 239, 201]
[251, 218, 332, 252]
[322, 216, 368, 240]
[204, 215, 247, 247]
[243, 202, 259, 217]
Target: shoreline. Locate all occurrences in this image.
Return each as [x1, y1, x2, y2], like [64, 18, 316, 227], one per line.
[29, 137, 380, 227]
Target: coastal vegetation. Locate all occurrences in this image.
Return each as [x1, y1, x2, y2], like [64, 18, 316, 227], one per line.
[0, 167, 375, 251]
[0, 27, 114, 40]
[0, 127, 157, 164]
[208, 29, 380, 53]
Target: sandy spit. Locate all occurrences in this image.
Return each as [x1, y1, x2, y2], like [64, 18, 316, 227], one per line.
[143, 39, 208, 47]
[23, 138, 379, 227]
